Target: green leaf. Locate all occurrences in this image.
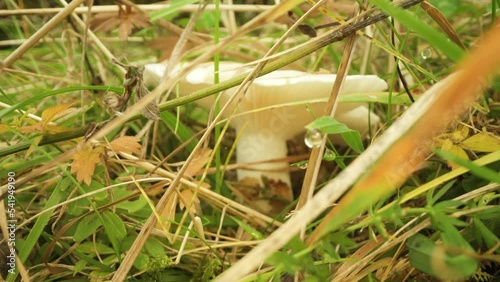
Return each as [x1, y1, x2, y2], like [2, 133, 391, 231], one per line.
[115, 188, 148, 213]
[266, 251, 299, 274]
[134, 253, 150, 271]
[76, 242, 115, 255]
[102, 210, 127, 255]
[85, 180, 108, 202]
[231, 217, 264, 240]
[340, 131, 364, 153]
[435, 212, 468, 246]
[428, 180, 456, 206]
[306, 116, 353, 134]
[306, 116, 365, 153]
[18, 178, 67, 262]
[433, 200, 464, 210]
[74, 214, 102, 243]
[145, 237, 166, 258]
[369, 0, 464, 62]
[473, 218, 500, 253]
[407, 233, 478, 281]
[74, 260, 87, 274]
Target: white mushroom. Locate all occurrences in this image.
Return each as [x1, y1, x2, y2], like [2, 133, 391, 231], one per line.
[145, 62, 387, 201]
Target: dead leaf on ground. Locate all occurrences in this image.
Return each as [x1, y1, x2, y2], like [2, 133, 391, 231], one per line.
[155, 192, 178, 237]
[109, 136, 142, 155]
[110, 60, 160, 120]
[229, 177, 291, 215]
[71, 143, 103, 185]
[183, 148, 213, 177]
[179, 189, 201, 215]
[90, 4, 150, 41]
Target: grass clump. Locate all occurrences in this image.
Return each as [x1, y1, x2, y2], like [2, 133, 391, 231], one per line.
[0, 0, 499, 281]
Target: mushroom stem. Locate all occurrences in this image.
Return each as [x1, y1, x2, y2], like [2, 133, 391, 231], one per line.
[235, 126, 292, 197]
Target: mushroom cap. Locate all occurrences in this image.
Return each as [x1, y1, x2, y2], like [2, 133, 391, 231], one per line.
[144, 61, 386, 139]
[168, 62, 387, 139]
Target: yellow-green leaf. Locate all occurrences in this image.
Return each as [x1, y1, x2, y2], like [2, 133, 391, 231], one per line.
[441, 139, 469, 169]
[40, 102, 75, 126]
[462, 132, 500, 152]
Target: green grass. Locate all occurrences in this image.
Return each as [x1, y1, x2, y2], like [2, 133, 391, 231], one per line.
[0, 0, 499, 281]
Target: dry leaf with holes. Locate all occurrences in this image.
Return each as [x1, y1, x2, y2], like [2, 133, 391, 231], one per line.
[90, 3, 150, 41]
[109, 136, 142, 155]
[71, 143, 103, 185]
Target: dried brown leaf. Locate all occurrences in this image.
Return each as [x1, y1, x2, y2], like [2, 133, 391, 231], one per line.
[90, 4, 150, 41]
[135, 83, 160, 120]
[148, 36, 194, 61]
[155, 192, 177, 233]
[420, 1, 465, 49]
[179, 189, 201, 215]
[183, 149, 212, 177]
[109, 136, 142, 155]
[71, 144, 103, 185]
[90, 13, 120, 33]
[112, 60, 160, 120]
